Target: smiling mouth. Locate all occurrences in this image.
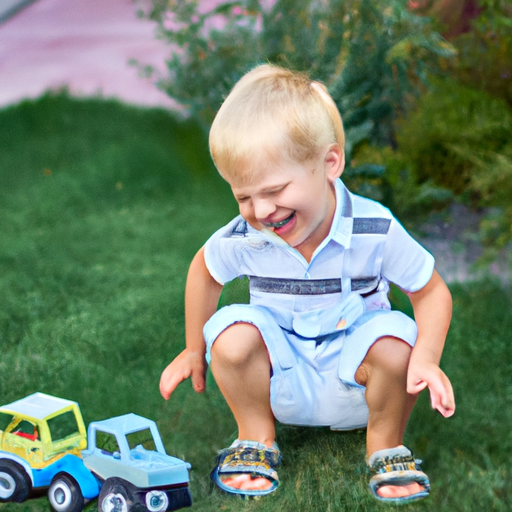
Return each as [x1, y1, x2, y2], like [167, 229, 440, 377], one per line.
[263, 212, 295, 229]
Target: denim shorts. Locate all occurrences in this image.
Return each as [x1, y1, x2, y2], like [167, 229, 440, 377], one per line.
[204, 304, 417, 429]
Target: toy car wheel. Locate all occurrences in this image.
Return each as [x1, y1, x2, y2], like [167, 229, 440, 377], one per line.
[0, 460, 31, 503]
[48, 474, 84, 512]
[99, 478, 134, 512]
[145, 490, 169, 512]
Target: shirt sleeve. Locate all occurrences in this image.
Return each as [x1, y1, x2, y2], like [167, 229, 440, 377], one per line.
[203, 216, 245, 285]
[381, 216, 435, 292]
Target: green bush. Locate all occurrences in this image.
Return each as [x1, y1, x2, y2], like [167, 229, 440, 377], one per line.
[136, 0, 454, 145]
[369, 77, 512, 252]
[351, 76, 512, 247]
[395, 79, 512, 194]
[348, 143, 454, 220]
[135, 0, 457, 214]
[136, 0, 511, 253]
[448, 0, 512, 107]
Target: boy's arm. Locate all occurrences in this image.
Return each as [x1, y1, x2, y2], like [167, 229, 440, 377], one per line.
[406, 269, 456, 417]
[160, 246, 223, 400]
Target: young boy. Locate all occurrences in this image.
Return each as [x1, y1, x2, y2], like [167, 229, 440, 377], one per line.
[160, 64, 455, 503]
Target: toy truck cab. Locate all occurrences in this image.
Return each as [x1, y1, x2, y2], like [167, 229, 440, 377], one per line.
[82, 414, 192, 512]
[0, 392, 98, 510]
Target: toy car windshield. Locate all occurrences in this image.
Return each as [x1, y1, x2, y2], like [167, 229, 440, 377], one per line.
[126, 428, 156, 451]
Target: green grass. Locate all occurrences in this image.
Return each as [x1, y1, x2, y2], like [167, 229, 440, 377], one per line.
[1, 94, 512, 512]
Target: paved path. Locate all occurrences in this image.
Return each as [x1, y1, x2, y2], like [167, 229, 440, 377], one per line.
[0, 0, 175, 109]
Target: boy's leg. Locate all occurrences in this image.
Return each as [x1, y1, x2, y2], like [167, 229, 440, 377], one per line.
[210, 322, 276, 491]
[210, 322, 275, 445]
[355, 336, 421, 499]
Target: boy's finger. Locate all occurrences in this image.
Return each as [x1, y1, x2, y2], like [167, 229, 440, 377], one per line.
[159, 368, 186, 400]
[159, 375, 179, 400]
[439, 405, 455, 417]
[432, 395, 455, 417]
[407, 378, 428, 394]
[159, 381, 173, 400]
[191, 372, 206, 393]
[429, 380, 455, 417]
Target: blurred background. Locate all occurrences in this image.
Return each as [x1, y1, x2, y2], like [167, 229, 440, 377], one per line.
[1, 1, 512, 511]
[2, 0, 511, 278]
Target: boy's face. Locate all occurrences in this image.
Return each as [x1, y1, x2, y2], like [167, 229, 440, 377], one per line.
[227, 145, 343, 260]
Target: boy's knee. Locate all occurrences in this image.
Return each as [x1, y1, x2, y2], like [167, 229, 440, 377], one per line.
[211, 322, 266, 367]
[357, 337, 412, 384]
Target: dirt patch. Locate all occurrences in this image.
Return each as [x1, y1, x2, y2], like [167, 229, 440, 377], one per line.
[415, 203, 510, 284]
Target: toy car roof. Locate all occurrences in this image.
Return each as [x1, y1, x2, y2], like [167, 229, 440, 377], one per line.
[87, 414, 167, 454]
[0, 392, 79, 420]
[89, 413, 156, 435]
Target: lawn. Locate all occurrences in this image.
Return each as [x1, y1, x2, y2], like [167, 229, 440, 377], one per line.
[1, 94, 511, 512]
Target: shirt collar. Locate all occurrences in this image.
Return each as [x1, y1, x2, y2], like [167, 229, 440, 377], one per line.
[306, 179, 352, 260]
[329, 179, 353, 249]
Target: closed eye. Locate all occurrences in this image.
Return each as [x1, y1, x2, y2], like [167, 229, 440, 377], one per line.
[265, 184, 288, 197]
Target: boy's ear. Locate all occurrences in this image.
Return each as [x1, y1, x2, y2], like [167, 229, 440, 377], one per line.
[324, 144, 345, 183]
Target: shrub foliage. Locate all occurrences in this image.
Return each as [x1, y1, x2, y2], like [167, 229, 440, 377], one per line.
[136, 0, 454, 139]
[137, 0, 512, 255]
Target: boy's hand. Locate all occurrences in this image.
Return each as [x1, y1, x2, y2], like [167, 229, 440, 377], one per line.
[407, 361, 455, 418]
[160, 349, 207, 400]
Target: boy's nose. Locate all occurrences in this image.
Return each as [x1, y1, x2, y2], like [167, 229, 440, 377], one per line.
[253, 198, 276, 221]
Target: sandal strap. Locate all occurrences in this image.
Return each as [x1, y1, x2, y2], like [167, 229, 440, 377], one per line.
[368, 445, 422, 473]
[370, 453, 420, 473]
[215, 443, 282, 481]
[367, 445, 431, 503]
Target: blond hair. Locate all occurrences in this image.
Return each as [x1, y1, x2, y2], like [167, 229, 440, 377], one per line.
[209, 64, 344, 184]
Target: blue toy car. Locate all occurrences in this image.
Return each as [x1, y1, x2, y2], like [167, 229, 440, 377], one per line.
[82, 414, 192, 512]
[0, 393, 192, 512]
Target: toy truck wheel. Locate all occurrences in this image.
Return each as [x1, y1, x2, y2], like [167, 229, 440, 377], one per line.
[0, 460, 31, 503]
[99, 478, 134, 512]
[48, 474, 84, 512]
[145, 490, 169, 512]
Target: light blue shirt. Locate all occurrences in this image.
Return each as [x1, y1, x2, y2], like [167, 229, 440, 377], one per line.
[204, 179, 434, 338]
